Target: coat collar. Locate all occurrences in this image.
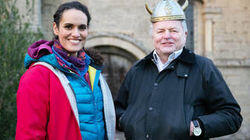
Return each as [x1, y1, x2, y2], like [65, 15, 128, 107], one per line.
[144, 47, 195, 64]
[177, 47, 195, 64]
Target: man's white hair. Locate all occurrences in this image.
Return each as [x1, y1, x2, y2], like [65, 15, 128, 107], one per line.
[149, 20, 188, 35]
[181, 20, 188, 33]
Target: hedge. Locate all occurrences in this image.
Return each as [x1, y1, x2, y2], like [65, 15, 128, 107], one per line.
[0, 0, 43, 139]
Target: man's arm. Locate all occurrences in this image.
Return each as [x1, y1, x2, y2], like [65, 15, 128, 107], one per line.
[114, 68, 134, 131]
[195, 59, 242, 138]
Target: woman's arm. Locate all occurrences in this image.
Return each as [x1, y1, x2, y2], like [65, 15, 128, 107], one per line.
[15, 66, 50, 140]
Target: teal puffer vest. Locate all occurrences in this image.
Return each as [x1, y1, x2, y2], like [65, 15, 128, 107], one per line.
[66, 71, 105, 140]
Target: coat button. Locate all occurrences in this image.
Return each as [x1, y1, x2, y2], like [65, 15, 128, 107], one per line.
[184, 74, 188, 77]
[154, 83, 158, 87]
[146, 134, 149, 139]
[148, 107, 153, 111]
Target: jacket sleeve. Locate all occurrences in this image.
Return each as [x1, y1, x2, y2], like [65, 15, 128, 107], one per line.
[15, 66, 50, 140]
[197, 59, 242, 138]
[114, 67, 134, 131]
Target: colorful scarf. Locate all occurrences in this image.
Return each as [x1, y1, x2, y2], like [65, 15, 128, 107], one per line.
[26, 39, 92, 87]
[52, 40, 90, 76]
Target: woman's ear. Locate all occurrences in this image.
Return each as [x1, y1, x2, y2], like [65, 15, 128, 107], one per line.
[53, 22, 59, 36]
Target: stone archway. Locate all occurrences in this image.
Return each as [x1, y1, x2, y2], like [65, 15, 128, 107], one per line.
[85, 33, 148, 98]
[94, 45, 137, 99]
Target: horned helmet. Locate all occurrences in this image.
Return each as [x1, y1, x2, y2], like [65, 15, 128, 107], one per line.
[146, 0, 189, 23]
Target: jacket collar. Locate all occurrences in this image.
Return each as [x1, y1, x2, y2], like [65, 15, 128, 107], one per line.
[177, 47, 195, 64]
[144, 47, 195, 64]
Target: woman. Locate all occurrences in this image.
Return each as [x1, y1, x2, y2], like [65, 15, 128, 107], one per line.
[15, 1, 115, 140]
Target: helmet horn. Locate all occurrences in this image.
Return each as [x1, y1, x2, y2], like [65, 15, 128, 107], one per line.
[178, 0, 189, 10]
[145, 3, 152, 15]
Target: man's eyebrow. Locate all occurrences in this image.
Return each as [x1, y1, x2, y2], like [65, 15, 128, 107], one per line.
[63, 23, 73, 25]
[79, 24, 87, 26]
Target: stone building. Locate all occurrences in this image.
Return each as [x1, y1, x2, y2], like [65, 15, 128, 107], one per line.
[16, 0, 250, 139]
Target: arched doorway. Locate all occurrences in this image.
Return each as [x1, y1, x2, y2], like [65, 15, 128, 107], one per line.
[94, 45, 137, 99]
[85, 33, 148, 99]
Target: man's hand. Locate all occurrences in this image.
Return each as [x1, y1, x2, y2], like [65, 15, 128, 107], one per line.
[190, 121, 194, 136]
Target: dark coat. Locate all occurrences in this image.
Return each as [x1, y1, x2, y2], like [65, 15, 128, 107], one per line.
[115, 48, 242, 140]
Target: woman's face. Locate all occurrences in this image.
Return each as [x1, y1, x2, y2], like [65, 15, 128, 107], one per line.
[53, 9, 88, 56]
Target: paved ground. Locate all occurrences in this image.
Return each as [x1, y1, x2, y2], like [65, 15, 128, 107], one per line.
[115, 130, 125, 140]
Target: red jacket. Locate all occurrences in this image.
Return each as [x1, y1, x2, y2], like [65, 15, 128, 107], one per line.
[16, 65, 82, 140]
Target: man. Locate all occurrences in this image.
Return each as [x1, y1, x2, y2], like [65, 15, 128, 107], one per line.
[115, 0, 242, 139]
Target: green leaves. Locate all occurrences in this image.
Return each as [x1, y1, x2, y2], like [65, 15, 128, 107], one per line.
[0, 0, 43, 139]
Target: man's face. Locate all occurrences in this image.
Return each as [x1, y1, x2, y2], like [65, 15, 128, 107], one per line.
[152, 20, 187, 57]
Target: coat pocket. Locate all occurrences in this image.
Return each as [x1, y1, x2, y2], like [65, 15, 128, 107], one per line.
[119, 107, 133, 132]
[184, 105, 194, 135]
[119, 111, 127, 131]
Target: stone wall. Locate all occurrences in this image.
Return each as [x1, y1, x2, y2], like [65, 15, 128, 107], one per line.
[16, 0, 250, 139]
[195, 0, 250, 139]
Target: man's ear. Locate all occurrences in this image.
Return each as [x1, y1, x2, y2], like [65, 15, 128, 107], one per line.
[53, 22, 59, 36]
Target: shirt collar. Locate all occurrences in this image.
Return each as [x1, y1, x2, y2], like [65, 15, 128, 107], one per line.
[143, 47, 195, 65]
[153, 48, 183, 65]
[153, 48, 183, 72]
